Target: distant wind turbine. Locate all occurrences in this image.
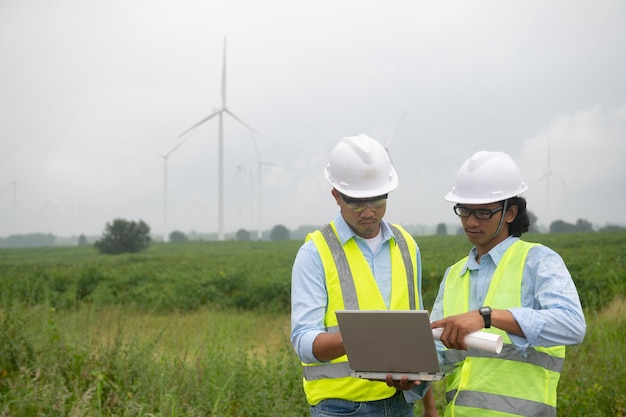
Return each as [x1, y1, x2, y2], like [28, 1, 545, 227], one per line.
[532, 137, 568, 221]
[132, 136, 195, 243]
[12, 178, 22, 232]
[177, 37, 273, 241]
[247, 130, 278, 240]
[2, 176, 25, 234]
[0, 182, 10, 235]
[157, 143, 183, 243]
[255, 160, 278, 241]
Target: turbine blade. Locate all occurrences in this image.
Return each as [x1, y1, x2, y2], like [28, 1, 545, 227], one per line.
[177, 110, 222, 139]
[531, 173, 548, 187]
[386, 108, 408, 149]
[167, 134, 194, 156]
[224, 109, 276, 145]
[553, 173, 569, 192]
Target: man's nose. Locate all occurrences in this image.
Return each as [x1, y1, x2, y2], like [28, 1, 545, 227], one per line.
[465, 213, 481, 225]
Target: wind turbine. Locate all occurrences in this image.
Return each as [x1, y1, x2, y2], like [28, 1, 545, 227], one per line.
[177, 37, 272, 241]
[532, 137, 568, 223]
[246, 129, 279, 240]
[132, 136, 194, 243]
[255, 160, 279, 241]
[158, 144, 181, 243]
[1, 176, 25, 234]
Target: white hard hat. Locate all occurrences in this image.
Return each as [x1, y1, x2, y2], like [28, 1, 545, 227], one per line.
[445, 151, 528, 204]
[324, 134, 399, 198]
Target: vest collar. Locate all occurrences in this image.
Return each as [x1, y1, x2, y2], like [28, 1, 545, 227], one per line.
[488, 235, 519, 266]
[333, 213, 393, 245]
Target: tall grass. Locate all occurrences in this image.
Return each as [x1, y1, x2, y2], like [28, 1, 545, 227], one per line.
[0, 303, 304, 416]
[1, 299, 623, 416]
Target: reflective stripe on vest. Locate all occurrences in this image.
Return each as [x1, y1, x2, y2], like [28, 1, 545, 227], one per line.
[389, 224, 416, 310]
[442, 240, 565, 417]
[449, 391, 556, 417]
[300, 222, 419, 405]
[444, 343, 564, 372]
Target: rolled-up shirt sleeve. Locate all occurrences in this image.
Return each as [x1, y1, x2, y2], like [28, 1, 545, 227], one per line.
[290, 241, 328, 364]
[509, 245, 586, 348]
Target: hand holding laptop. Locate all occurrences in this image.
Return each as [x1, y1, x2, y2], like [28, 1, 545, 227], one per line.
[384, 374, 425, 390]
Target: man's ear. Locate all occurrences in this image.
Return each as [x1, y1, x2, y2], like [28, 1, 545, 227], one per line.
[506, 204, 518, 223]
[331, 189, 341, 205]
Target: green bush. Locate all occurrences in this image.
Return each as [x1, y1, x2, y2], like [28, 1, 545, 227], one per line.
[94, 218, 151, 255]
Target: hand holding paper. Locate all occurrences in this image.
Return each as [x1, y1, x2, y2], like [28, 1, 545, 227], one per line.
[432, 327, 503, 353]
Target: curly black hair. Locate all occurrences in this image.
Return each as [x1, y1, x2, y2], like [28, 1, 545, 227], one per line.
[507, 196, 530, 237]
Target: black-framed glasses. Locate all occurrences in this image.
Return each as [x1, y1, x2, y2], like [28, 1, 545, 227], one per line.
[454, 204, 504, 220]
[340, 193, 388, 213]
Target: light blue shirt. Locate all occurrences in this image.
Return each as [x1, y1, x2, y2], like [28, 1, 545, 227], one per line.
[431, 235, 586, 363]
[290, 213, 429, 401]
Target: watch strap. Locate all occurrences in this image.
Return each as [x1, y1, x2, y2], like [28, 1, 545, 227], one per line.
[480, 306, 492, 328]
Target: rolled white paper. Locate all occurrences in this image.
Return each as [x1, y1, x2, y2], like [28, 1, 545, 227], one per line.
[432, 328, 503, 354]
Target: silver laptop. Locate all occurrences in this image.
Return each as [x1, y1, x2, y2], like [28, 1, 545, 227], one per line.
[335, 310, 444, 381]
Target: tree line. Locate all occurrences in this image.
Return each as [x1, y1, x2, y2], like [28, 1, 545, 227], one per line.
[1, 215, 624, 250]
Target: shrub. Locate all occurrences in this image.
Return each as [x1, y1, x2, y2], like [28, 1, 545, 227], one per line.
[270, 225, 290, 241]
[94, 219, 151, 255]
[169, 230, 188, 242]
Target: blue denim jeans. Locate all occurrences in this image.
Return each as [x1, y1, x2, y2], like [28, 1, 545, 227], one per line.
[310, 391, 415, 417]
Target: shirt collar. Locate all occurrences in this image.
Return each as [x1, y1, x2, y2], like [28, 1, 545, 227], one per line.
[457, 235, 519, 275]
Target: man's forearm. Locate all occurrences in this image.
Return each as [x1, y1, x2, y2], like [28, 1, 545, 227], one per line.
[312, 332, 345, 361]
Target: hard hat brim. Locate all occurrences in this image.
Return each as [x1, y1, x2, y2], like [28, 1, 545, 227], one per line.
[444, 186, 528, 204]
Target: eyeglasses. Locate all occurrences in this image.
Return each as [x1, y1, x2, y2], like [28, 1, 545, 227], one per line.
[454, 204, 504, 220]
[340, 193, 388, 212]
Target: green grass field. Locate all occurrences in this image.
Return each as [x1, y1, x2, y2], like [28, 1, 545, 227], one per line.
[1, 232, 624, 416]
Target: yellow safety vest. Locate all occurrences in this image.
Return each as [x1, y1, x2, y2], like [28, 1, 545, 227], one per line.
[300, 222, 420, 405]
[442, 240, 566, 417]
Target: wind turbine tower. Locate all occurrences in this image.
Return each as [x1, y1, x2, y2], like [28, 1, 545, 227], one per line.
[177, 37, 270, 241]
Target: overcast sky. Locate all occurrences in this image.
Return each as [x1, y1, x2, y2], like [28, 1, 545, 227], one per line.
[1, 0, 625, 239]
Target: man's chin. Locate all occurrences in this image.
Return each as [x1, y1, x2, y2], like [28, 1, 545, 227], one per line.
[356, 224, 379, 238]
[465, 231, 483, 244]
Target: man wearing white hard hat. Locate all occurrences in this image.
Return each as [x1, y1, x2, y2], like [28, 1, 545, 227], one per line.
[430, 151, 586, 417]
[291, 134, 438, 416]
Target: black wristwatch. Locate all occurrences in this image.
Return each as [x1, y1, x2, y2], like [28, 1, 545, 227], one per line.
[479, 306, 492, 329]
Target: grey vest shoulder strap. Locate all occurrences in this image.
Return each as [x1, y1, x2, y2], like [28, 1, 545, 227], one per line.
[389, 224, 416, 310]
[321, 224, 359, 310]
